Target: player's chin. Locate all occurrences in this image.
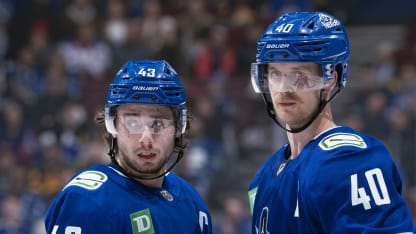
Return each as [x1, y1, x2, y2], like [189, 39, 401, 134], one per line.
[139, 159, 165, 172]
[135, 165, 162, 177]
[276, 110, 293, 122]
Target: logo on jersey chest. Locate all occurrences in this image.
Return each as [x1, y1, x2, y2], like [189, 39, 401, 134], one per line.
[130, 209, 155, 234]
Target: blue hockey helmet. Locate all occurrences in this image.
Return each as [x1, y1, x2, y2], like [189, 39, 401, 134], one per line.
[105, 60, 187, 135]
[251, 12, 350, 93]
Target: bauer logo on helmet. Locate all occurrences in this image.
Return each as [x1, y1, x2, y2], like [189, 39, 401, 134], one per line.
[266, 43, 290, 49]
[132, 86, 159, 92]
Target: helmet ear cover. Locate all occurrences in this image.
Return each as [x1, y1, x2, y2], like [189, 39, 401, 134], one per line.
[104, 106, 117, 136]
[105, 60, 188, 136]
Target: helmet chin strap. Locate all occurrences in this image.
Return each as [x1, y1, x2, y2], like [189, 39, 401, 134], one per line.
[107, 136, 185, 180]
[263, 87, 341, 133]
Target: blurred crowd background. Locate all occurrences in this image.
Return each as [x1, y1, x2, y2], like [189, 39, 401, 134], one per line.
[0, 0, 416, 233]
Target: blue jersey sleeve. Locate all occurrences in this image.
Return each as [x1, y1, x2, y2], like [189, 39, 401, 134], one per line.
[45, 187, 119, 233]
[301, 133, 414, 233]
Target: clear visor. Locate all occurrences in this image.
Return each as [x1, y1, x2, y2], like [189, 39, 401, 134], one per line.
[120, 115, 175, 135]
[251, 63, 331, 93]
[105, 106, 187, 136]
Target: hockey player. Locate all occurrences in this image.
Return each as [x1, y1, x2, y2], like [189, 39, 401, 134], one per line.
[45, 60, 212, 233]
[248, 12, 414, 233]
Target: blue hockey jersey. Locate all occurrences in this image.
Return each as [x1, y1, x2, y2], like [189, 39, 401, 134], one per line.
[45, 163, 212, 234]
[248, 126, 414, 233]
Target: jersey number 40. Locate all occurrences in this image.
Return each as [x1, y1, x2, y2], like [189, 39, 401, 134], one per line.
[351, 168, 391, 210]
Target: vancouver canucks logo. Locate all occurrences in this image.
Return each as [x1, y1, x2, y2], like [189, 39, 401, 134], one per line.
[64, 170, 108, 190]
[319, 133, 367, 150]
[258, 207, 270, 234]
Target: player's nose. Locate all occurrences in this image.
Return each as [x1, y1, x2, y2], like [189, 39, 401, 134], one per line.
[139, 127, 153, 149]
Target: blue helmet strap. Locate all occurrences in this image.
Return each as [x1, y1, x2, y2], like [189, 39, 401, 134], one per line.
[263, 86, 341, 133]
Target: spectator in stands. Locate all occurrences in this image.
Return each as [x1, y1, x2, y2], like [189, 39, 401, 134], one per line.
[57, 22, 111, 79]
[193, 24, 236, 82]
[213, 197, 251, 234]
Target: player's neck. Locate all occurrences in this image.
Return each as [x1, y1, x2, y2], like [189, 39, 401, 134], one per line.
[116, 158, 165, 188]
[287, 109, 335, 160]
[135, 177, 165, 188]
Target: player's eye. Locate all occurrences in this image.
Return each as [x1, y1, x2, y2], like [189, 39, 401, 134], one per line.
[269, 71, 283, 81]
[294, 71, 306, 79]
[150, 119, 165, 132]
[126, 118, 138, 127]
[125, 118, 143, 129]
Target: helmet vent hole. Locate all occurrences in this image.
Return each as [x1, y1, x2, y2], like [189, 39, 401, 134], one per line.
[307, 22, 315, 29]
[268, 53, 274, 59]
[152, 96, 157, 101]
[134, 95, 140, 100]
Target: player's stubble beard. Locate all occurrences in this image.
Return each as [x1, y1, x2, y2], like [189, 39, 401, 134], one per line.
[273, 90, 322, 131]
[273, 92, 305, 128]
[118, 147, 171, 179]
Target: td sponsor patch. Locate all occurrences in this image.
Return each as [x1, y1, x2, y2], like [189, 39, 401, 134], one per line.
[130, 209, 155, 234]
